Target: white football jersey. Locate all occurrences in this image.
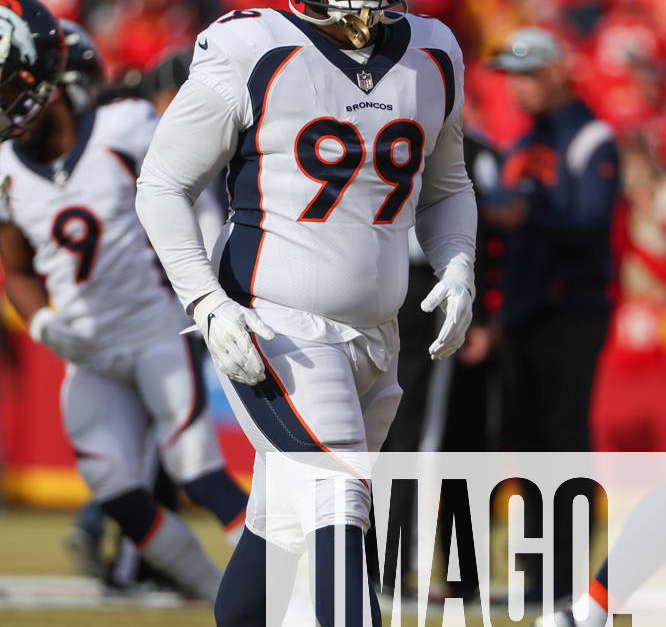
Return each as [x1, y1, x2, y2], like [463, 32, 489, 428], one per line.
[0, 99, 184, 351]
[188, 9, 466, 328]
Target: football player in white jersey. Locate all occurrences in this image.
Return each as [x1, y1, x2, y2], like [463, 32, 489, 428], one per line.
[137, 1, 478, 624]
[0, 1, 247, 602]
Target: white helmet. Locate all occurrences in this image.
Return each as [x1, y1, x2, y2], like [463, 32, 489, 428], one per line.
[288, 0, 408, 49]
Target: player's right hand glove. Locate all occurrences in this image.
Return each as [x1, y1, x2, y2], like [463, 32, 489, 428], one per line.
[29, 307, 96, 363]
[193, 289, 275, 386]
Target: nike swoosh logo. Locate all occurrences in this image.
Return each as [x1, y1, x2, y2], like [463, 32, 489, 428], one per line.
[198, 38, 208, 50]
[207, 313, 215, 339]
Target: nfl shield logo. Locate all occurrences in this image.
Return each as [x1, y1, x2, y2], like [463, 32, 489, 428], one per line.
[357, 70, 374, 93]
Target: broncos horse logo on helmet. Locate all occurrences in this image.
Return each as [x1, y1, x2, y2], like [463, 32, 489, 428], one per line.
[0, 6, 37, 67]
[289, 0, 409, 49]
[0, 0, 64, 142]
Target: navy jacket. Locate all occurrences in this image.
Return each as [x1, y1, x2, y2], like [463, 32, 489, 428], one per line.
[498, 100, 620, 327]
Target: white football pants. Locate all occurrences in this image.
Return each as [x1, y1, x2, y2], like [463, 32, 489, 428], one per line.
[61, 335, 224, 501]
[220, 333, 402, 552]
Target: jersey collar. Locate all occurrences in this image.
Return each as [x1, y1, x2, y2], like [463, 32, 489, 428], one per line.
[278, 10, 411, 95]
[12, 109, 97, 186]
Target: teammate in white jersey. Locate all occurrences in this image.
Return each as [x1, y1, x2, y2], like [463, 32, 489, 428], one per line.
[137, 1, 478, 624]
[0, 2, 246, 601]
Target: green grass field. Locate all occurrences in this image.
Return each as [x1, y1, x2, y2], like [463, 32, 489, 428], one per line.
[0, 610, 555, 627]
[0, 507, 620, 627]
[0, 508, 232, 575]
[0, 508, 225, 626]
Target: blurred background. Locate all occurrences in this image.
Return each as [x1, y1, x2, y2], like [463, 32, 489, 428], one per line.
[2, 0, 666, 624]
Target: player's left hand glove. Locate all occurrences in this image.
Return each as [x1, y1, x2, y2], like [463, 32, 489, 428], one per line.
[421, 266, 475, 360]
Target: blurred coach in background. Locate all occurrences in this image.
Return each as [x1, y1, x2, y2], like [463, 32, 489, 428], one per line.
[487, 27, 621, 600]
[488, 27, 619, 456]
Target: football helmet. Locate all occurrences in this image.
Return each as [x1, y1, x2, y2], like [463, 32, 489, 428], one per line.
[143, 48, 192, 95]
[0, 0, 64, 142]
[289, 0, 408, 49]
[59, 19, 103, 113]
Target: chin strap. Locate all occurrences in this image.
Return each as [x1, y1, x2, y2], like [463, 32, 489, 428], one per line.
[288, 1, 408, 48]
[288, 0, 337, 26]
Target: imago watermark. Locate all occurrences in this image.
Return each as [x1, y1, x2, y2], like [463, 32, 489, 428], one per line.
[260, 452, 666, 626]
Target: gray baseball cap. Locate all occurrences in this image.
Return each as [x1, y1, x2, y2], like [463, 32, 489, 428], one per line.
[488, 27, 563, 73]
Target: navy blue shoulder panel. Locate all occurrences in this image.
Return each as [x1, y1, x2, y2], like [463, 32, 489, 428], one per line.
[246, 45, 302, 124]
[422, 48, 455, 120]
[227, 45, 300, 213]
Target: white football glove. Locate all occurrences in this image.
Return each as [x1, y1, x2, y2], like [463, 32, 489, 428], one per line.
[193, 289, 275, 386]
[421, 267, 475, 360]
[29, 307, 96, 363]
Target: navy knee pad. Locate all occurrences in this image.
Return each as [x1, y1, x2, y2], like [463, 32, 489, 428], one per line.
[100, 488, 160, 546]
[184, 469, 248, 529]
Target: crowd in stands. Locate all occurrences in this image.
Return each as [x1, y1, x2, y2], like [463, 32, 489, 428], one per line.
[39, 0, 666, 147]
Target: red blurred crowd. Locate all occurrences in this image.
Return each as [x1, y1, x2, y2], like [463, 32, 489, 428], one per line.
[41, 0, 666, 149]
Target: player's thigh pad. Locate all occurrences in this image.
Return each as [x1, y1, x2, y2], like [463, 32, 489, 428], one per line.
[134, 335, 223, 482]
[220, 334, 373, 551]
[61, 364, 148, 501]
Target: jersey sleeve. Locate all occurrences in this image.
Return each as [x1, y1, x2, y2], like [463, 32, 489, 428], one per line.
[418, 26, 469, 209]
[188, 22, 254, 130]
[444, 25, 465, 122]
[136, 16, 284, 309]
[416, 25, 477, 280]
[101, 98, 160, 171]
[136, 77, 243, 310]
[192, 184, 226, 256]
